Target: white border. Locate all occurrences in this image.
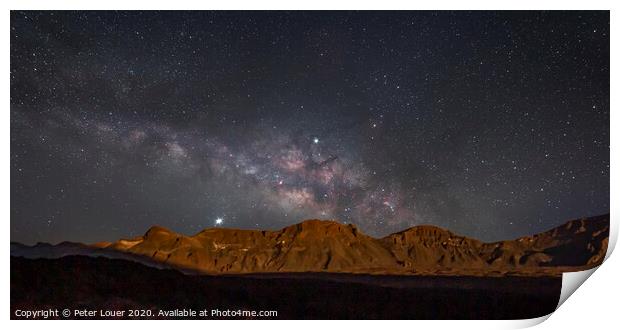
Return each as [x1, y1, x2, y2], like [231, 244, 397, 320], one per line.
[3, 1, 617, 329]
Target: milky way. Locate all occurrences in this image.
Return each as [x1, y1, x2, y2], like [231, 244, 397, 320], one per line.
[11, 11, 609, 244]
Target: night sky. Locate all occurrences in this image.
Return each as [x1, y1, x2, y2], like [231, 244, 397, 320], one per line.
[11, 11, 609, 245]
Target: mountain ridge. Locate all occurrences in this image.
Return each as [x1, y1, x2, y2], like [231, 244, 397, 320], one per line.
[12, 214, 609, 276]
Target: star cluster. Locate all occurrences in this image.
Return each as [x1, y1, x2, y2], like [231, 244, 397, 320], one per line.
[11, 11, 609, 244]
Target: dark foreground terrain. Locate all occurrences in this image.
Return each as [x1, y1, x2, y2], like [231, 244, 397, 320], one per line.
[11, 255, 560, 319]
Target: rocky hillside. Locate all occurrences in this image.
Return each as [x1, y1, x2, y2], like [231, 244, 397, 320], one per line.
[102, 220, 397, 273]
[89, 214, 609, 275]
[479, 215, 609, 269]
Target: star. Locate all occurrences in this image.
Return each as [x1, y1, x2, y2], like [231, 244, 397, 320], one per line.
[9, 11, 609, 245]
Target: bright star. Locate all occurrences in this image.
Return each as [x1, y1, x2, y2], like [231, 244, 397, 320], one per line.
[215, 217, 224, 225]
[313, 137, 319, 144]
